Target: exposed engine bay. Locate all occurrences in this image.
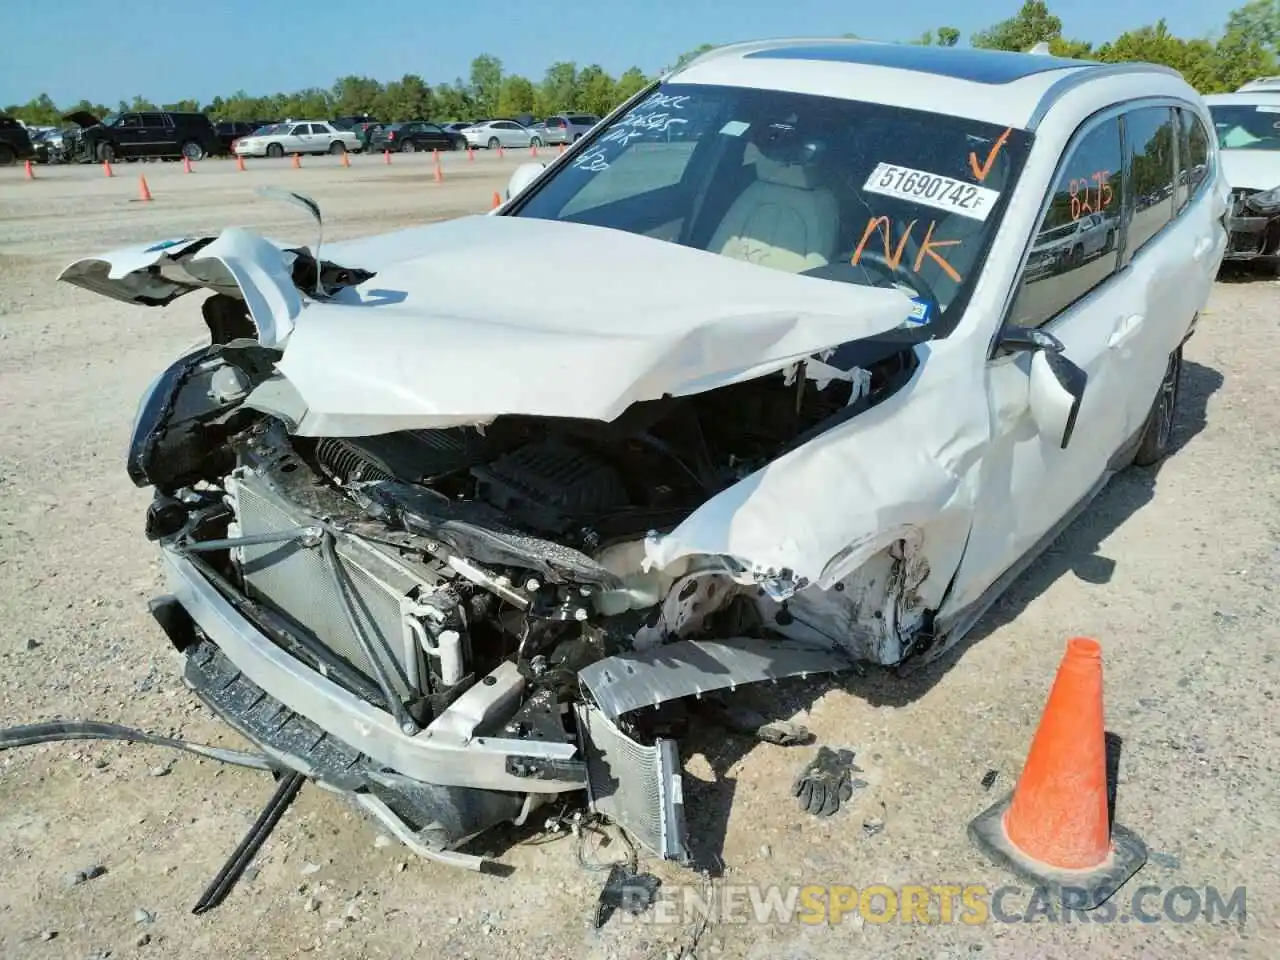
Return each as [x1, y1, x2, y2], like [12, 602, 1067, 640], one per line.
[133, 291, 918, 863]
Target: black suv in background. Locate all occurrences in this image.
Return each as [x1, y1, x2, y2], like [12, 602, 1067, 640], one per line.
[214, 119, 276, 153]
[62, 110, 222, 163]
[0, 115, 36, 165]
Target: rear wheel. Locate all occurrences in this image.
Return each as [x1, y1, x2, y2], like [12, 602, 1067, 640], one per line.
[487, 137, 500, 150]
[0, 144, 14, 165]
[329, 140, 347, 155]
[181, 141, 205, 161]
[400, 140, 415, 153]
[1132, 346, 1183, 466]
[266, 142, 284, 158]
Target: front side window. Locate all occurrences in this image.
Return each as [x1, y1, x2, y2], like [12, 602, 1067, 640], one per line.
[1007, 117, 1122, 329]
[511, 83, 1032, 334]
[1124, 106, 1177, 257]
[1208, 103, 1280, 150]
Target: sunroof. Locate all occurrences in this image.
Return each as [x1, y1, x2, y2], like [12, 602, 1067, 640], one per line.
[744, 43, 1090, 85]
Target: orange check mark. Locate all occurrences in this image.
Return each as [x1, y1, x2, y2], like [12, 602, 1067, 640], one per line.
[969, 127, 1012, 183]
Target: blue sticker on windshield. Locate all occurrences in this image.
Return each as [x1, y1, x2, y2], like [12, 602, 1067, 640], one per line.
[904, 297, 932, 326]
[144, 238, 191, 253]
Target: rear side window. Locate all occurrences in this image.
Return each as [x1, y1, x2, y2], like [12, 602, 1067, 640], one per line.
[1123, 106, 1177, 257]
[547, 117, 566, 127]
[1008, 117, 1122, 328]
[1177, 108, 1211, 208]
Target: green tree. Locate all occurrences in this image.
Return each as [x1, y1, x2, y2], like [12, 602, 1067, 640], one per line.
[497, 75, 536, 116]
[937, 26, 961, 47]
[332, 76, 382, 116]
[576, 64, 616, 115]
[612, 67, 650, 105]
[539, 62, 579, 114]
[435, 80, 475, 121]
[377, 74, 434, 121]
[972, 0, 1064, 51]
[469, 54, 503, 116]
[1225, 0, 1280, 53]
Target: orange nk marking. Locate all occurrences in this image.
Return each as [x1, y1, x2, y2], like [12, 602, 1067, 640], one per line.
[852, 217, 963, 285]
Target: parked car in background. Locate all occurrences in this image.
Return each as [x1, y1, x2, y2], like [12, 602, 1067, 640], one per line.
[540, 112, 601, 145]
[331, 115, 379, 132]
[233, 121, 361, 158]
[463, 119, 541, 150]
[439, 121, 474, 136]
[368, 121, 465, 153]
[61, 111, 221, 163]
[1205, 90, 1280, 267]
[215, 120, 276, 154]
[0, 115, 37, 165]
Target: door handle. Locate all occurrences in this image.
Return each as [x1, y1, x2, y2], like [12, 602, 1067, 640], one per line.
[1108, 314, 1143, 349]
[1192, 236, 1213, 261]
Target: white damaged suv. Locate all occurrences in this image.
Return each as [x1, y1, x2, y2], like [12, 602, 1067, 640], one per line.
[59, 40, 1227, 866]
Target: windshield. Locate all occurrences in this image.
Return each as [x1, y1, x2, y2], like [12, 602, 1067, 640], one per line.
[511, 83, 1030, 329]
[1209, 103, 1280, 150]
[101, 113, 119, 128]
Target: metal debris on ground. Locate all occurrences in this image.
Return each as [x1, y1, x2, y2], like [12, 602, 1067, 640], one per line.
[594, 862, 662, 929]
[981, 769, 999, 790]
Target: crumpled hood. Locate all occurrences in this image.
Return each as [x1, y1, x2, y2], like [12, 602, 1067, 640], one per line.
[62, 111, 101, 129]
[1220, 149, 1280, 192]
[60, 214, 914, 436]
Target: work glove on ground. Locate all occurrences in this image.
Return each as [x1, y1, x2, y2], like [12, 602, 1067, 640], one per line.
[791, 746, 864, 817]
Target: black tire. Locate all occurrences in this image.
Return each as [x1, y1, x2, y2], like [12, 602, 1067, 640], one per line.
[329, 140, 347, 155]
[531, 136, 543, 148]
[400, 140, 415, 153]
[266, 142, 284, 159]
[453, 138, 466, 151]
[97, 142, 116, 163]
[0, 144, 14, 165]
[487, 137, 500, 150]
[1132, 346, 1183, 467]
[181, 141, 205, 161]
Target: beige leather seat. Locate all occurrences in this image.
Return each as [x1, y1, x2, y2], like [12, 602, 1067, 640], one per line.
[709, 144, 839, 274]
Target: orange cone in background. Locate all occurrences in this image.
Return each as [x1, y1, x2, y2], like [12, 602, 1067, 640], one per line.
[432, 148, 439, 163]
[24, 159, 34, 179]
[530, 143, 538, 157]
[235, 155, 246, 171]
[434, 159, 443, 183]
[340, 150, 350, 168]
[497, 145, 504, 158]
[135, 175, 153, 201]
[558, 143, 565, 154]
[182, 156, 192, 173]
[103, 159, 114, 177]
[491, 191, 501, 209]
[467, 146, 475, 161]
[384, 149, 391, 165]
[291, 153, 301, 169]
[968, 637, 1147, 910]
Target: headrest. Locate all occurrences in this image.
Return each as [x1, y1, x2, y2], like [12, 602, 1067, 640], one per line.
[743, 142, 822, 189]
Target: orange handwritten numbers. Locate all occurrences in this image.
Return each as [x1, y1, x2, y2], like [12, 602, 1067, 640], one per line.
[1069, 169, 1113, 221]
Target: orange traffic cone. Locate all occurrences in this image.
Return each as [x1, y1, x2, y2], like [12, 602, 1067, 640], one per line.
[491, 191, 501, 209]
[291, 153, 301, 169]
[467, 146, 475, 161]
[968, 637, 1146, 909]
[384, 150, 391, 165]
[340, 150, 350, 168]
[432, 148, 439, 162]
[558, 143, 565, 154]
[24, 159, 34, 179]
[530, 143, 538, 157]
[235, 155, 246, 171]
[182, 156, 192, 173]
[134, 175, 153, 202]
[103, 159, 114, 177]
[497, 145, 504, 158]
[434, 160, 443, 183]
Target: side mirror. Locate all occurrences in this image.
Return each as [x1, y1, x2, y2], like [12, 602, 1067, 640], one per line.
[505, 162, 546, 201]
[998, 327, 1088, 450]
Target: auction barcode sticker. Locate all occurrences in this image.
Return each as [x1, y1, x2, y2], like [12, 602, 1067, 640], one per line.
[863, 162, 1001, 222]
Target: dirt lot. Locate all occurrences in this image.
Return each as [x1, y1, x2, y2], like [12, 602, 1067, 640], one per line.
[1, 155, 1277, 960]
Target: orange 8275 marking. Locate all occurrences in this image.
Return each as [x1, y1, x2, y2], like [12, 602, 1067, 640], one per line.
[1069, 170, 1114, 221]
[968, 127, 1012, 183]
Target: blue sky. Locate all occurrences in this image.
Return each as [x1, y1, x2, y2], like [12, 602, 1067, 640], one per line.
[2, 0, 1232, 106]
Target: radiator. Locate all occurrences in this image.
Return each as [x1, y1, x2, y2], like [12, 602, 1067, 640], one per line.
[225, 470, 442, 698]
[574, 702, 688, 861]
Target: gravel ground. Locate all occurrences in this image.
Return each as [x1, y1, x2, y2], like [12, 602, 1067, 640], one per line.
[0, 156, 1276, 960]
